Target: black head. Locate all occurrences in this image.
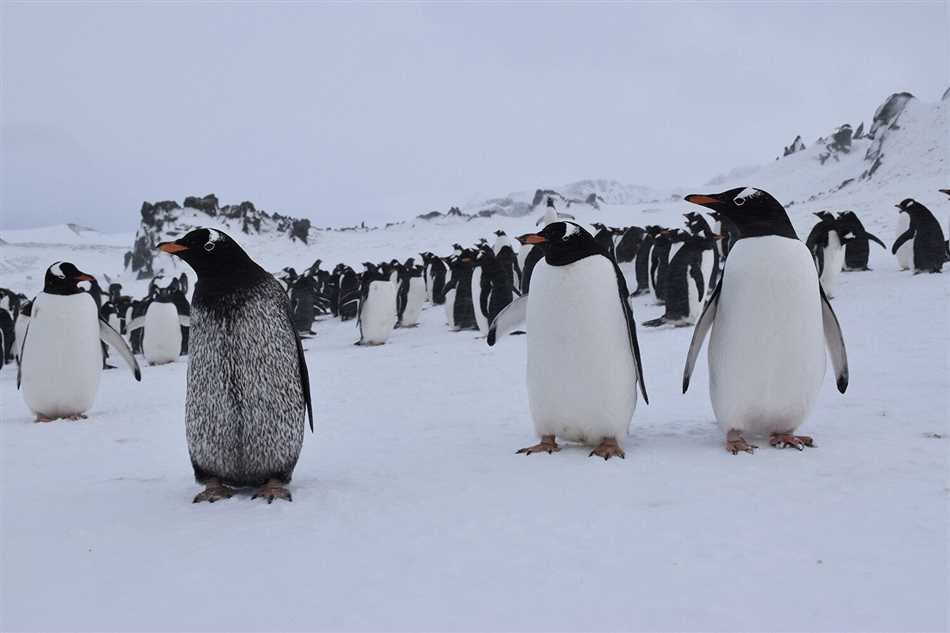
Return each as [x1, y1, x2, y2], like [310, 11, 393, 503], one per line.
[494, 230, 506, 237]
[545, 197, 555, 208]
[44, 261, 95, 295]
[939, 188, 950, 199]
[517, 221, 601, 266]
[157, 228, 267, 296]
[813, 211, 835, 222]
[685, 187, 796, 240]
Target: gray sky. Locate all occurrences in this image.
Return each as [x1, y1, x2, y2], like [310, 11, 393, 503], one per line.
[2, 2, 947, 231]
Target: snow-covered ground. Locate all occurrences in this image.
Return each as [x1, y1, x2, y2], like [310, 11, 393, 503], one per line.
[1, 239, 948, 631]
[1, 91, 948, 631]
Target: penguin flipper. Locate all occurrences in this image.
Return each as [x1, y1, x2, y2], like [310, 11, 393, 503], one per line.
[892, 228, 914, 255]
[819, 288, 849, 394]
[285, 307, 314, 432]
[178, 315, 191, 327]
[865, 232, 886, 249]
[486, 296, 528, 346]
[610, 258, 648, 404]
[127, 316, 146, 332]
[98, 318, 141, 381]
[682, 277, 721, 394]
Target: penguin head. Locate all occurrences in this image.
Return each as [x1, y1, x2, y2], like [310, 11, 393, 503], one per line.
[494, 230, 506, 237]
[44, 261, 95, 295]
[517, 221, 600, 266]
[896, 198, 917, 213]
[940, 189, 950, 199]
[685, 187, 796, 240]
[158, 229, 263, 286]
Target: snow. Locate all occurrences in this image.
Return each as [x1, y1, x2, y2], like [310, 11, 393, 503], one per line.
[1, 93, 949, 632]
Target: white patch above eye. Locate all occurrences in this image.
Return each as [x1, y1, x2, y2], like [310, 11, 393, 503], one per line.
[561, 222, 581, 238]
[734, 188, 762, 206]
[50, 262, 65, 279]
[204, 229, 224, 251]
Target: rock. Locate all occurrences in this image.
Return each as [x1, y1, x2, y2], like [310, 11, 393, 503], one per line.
[783, 135, 806, 156]
[183, 194, 219, 213]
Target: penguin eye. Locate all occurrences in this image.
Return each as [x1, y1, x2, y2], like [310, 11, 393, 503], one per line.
[734, 196, 746, 207]
[204, 242, 215, 252]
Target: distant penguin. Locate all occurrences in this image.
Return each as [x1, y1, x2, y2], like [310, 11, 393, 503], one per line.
[642, 233, 711, 328]
[682, 188, 848, 454]
[488, 222, 648, 459]
[13, 299, 31, 362]
[893, 210, 914, 270]
[357, 263, 397, 345]
[444, 251, 478, 330]
[421, 253, 449, 305]
[158, 229, 312, 503]
[615, 225, 645, 290]
[493, 230, 522, 291]
[338, 267, 361, 321]
[631, 227, 658, 296]
[892, 198, 947, 273]
[290, 273, 318, 336]
[648, 231, 674, 303]
[805, 211, 846, 298]
[836, 211, 885, 271]
[17, 262, 140, 422]
[130, 278, 190, 366]
[684, 212, 722, 293]
[396, 259, 425, 328]
[592, 223, 616, 260]
[0, 292, 15, 365]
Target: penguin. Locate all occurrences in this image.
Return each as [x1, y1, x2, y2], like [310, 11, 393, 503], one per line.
[356, 263, 397, 345]
[892, 198, 947, 273]
[614, 225, 644, 290]
[158, 229, 312, 503]
[488, 221, 648, 459]
[396, 258, 426, 328]
[443, 250, 478, 330]
[338, 267, 361, 321]
[681, 188, 848, 454]
[421, 252, 449, 305]
[642, 233, 713, 328]
[684, 212, 722, 293]
[592, 223, 617, 260]
[290, 272, 318, 336]
[631, 226, 659, 296]
[708, 211, 739, 260]
[893, 209, 914, 271]
[17, 262, 141, 422]
[13, 298, 31, 362]
[805, 211, 846, 298]
[534, 197, 575, 228]
[836, 211, 886, 271]
[130, 278, 191, 366]
[648, 230, 675, 303]
[492, 230, 522, 292]
[0, 290, 16, 365]
[522, 198, 574, 294]
[941, 189, 950, 258]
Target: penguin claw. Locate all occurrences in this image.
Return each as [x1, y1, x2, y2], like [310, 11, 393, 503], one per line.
[769, 433, 815, 451]
[251, 481, 292, 503]
[588, 438, 625, 460]
[193, 483, 233, 504]
[516, 436, 560, 455]
[725, 433, 757, 455]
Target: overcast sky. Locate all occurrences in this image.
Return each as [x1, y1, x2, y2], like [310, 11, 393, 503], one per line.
[2, 2, 947, 231]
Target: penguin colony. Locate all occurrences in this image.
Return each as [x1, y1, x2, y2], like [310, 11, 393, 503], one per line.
[4, 188, 945, 501]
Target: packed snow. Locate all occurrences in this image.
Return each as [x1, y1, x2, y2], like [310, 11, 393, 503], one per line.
[1, 92, 948, 632]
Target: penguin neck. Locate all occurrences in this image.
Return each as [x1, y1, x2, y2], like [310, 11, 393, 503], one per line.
[193, 262, 269, 303]
[543, 238, 603, 267]
[734, 217, 798, 241]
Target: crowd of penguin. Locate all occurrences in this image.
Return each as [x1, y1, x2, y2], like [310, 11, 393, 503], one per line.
[1, 187, 946, 502]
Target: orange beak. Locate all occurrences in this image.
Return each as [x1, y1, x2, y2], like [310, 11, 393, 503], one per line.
[685, 194, 721, 207]
[158, 242, 189, 254]
[517, 233, 546, 245]
[75, 273, 96, 282]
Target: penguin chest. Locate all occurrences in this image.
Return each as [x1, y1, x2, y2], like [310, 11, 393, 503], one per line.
[526, 257, 637, 443]
[361, 281, 396, 343]
[21, 293, 101, 417]
[895, 214, 914, 269]
[143, 302, 182, 365]
[401, 277, 426, 326]
[819, 231, 845, 295]
[471, 267, 489, 333]
[709, 237, 826, 434]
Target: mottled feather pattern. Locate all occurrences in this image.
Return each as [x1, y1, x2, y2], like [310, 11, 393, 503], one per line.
[186, 276, 305, 487]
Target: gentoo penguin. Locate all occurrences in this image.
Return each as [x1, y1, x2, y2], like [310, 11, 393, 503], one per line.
[337, 267, 361, 321]
[488, 221, 648, 459]
[892, 198, 947, 273]
[0, 290, 16, 365]
[836, 211, 885, 271]
[642, 233, 713, 328]
[709, 211, 739, 260]
[592, 223, 617, 260]
[158, 229, 312, 503]
[492, 230, 522, 292]
[13, 298, 31, 362]
[396, 258, 426, 328]
[632, 226, 660, 296]
[893, 209, 914, 271]
[443, 250, 478, 330]
[648, 230, 676, 303]
[420, 252, 449, 305]
[290, 272, 318, 336]
[684, 212, 722, 293]
[17, 262, 141, 422]
[357, 263, 397, 345]
[682, 188, 848, 454]
[805, 211, 846, 297]
[614, 225, 645, 290]
[522, 198, 575, 294]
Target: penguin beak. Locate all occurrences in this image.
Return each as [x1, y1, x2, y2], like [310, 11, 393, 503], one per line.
[685, 194, 722, 208]
[158, 241, 189, 254]
[517, 233, 546, 245]
[73, 271, 96, 282]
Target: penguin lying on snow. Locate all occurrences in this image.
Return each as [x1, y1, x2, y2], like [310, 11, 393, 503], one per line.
[17, 262, 140, 422]
[158, 229, 313, 504]
[682, 188, 848, 454]
[892, 198, 947, 273]
[488, 222, 648, 460]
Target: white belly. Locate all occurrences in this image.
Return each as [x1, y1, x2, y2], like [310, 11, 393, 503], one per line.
[14, 313, 29, 360]
[527, 257, 637, 444]
[709, 237, 826, 435]
[361, 281, 396, 344]
[472, 267, 489, 335]
[444, 288, 457, 328]
[401, 277, 426, 326]
[895, 213, 914, 270]
[424, 269, 433, 303]
[20, 293, 102, 417]
[143, 301, 182, 365]
[818, 231, 845, 297]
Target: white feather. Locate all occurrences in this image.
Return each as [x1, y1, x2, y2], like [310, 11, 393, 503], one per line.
[360, 280, 396, 345]
[143, 302, 182, 365]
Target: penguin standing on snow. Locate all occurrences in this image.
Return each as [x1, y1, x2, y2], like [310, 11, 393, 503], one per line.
[17, 262, 140, 422]
[492, 230, 522, 292]
[836, 211, 885, 271]
[684, 212, 722, 293]
[892, 198, 947, 273]
[395, 258, 426, 328]
[632, 226, 659, 296]
[681, 188, 848, 454]
[337, 267, 361, 321]
[420, 253, 449, 305]
[488, 222, 648, 459]
[129, 278, 191, 366]
[357, 263, 397, 345]
[158, 229, 312, 503]
[443, 250, 478, 330]
[805, 211, 846, 297]
[642, 233, 714, 328]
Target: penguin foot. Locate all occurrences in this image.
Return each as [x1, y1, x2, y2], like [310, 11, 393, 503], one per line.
[193, 480, 233, 503]
[65, 414, 88, 421]
[252, 480, 292, 504]
[516, 435, 560, 455]
[589, 437, 625, 460]
[34, 415, 56, 423]
[725, 430, 757, 455]
[769, 433, 815, 451]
